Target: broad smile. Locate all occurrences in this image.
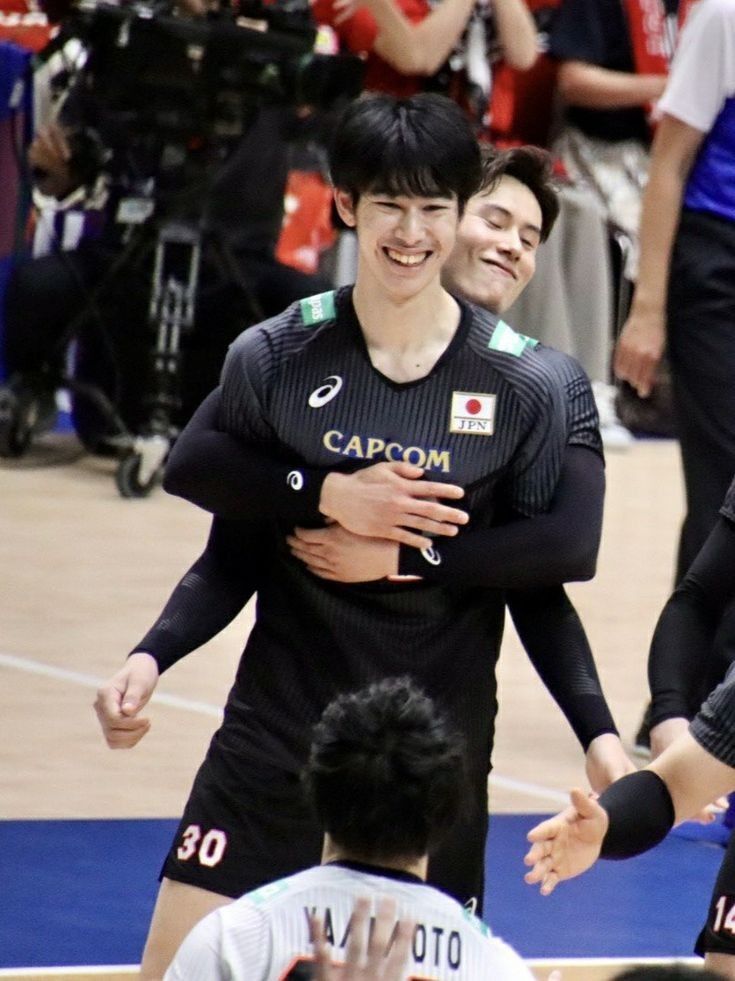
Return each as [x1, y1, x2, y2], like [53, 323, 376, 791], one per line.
[384, 247, 432, 267]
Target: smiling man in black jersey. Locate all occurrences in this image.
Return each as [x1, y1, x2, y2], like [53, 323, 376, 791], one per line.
[94, 100, 631, 977]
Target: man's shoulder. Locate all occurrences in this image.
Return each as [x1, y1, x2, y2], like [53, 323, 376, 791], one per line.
[535, 343, 591, 388]
[466, 306, 560, 393]
[226, 287, 349, 363]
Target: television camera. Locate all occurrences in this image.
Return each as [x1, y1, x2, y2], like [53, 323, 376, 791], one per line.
[29, 0, 363, 497]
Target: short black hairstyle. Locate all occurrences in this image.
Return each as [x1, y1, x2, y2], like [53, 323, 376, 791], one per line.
[328, 93, 482, 212]
[303, 677, 466, 863]
[478, 145, 560, 242]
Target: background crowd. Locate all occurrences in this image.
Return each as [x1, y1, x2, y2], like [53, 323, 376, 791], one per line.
[3, 0, 735, 977]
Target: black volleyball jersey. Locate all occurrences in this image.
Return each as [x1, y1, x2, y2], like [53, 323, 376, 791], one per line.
[214, 288, 568, 772]
[536, 345, 602, 458]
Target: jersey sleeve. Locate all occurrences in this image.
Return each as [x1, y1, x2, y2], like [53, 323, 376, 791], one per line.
[164, 388, 327, 523]
[690, 669, 735, 769]
[130, 517, 262, 674]
[508, 585, 618, 748]
[397, 445, 604, 586]
[545, 348, 603, 456]
[500, 356, 567, 518]
[659, 0, 735, 132]
[649, 515, 735, 726]
[689, 673, 735, 767]
[164, 902, 270, 980]
[720, 473, 735, 523]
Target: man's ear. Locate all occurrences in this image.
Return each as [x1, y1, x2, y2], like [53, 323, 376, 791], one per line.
[333, 188, 357, 228]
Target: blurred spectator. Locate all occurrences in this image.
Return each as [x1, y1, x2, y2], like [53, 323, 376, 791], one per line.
[543, 0, 692, 448]
[311, 0, 537, 113]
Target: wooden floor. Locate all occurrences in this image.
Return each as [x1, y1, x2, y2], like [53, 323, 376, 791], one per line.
[0, 433, 694, 979]
[1, 433, 683, 820]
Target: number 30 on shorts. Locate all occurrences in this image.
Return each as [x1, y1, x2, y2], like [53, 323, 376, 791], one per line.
[176, 824, 228, 867]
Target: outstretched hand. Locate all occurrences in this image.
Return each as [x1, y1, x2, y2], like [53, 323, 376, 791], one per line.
[94, 651, 159, 748]
[312, 896, 414, 979]
[319, 462, 467, 550]
[524, 788, 608, 895]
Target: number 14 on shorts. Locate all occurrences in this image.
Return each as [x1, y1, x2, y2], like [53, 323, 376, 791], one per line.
[712, 894, 735, 936]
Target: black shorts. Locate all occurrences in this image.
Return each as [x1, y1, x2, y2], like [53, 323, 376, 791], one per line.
[161, 750, 323, 898]
[696, 828, 735, 956]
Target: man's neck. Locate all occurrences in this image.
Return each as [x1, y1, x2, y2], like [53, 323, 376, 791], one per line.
[352, 277, 461, 384]
[321, 838, 428, 881]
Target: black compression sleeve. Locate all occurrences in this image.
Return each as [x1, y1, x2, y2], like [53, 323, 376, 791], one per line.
[649, 517, 735, 727]
[130, 517, 263, 673]
[598, 770, 675, 859]
[398, 445, 604, 588]
[163, 388, 327, 524]
[508, 586, 618, 749]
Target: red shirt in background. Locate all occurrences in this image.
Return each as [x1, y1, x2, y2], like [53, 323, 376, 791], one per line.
[311, 0, 431, 96]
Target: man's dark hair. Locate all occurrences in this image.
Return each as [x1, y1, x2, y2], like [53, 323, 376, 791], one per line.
[328, 93, 482, 212]
[303, 677, 467, 862]
[479, 145, 560, 242]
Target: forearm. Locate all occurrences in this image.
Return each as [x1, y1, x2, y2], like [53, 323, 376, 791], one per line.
[649, 517, 735, 725]
[650, 731, 735, 825]
[557, 61, 665, 110]
[131, 518, 262, 673]
[164, 390, 326, 523]
[629, 116, 700, 318]
[369, 0, 475, 75]
[398, 447, 604, 587]
[509, 586, 617, 749]
[493, 0, 538, 70]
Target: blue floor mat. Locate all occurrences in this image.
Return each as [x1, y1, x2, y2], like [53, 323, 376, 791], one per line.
[0, 816, 726, 967]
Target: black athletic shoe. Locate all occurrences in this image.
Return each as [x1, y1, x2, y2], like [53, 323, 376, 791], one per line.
[632, 704, 651, 759]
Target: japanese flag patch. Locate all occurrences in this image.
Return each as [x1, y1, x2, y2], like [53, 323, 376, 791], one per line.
[449, 392, 496, 435]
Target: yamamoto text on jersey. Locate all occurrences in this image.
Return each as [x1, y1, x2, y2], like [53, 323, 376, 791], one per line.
[303, 906, 463, 968]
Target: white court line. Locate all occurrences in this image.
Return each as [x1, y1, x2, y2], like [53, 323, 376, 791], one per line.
[0, 651, 222, 718]
[489, 774, 569, 806]
[1, 650, 566, 804]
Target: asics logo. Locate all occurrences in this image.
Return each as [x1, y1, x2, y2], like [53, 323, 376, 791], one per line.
[287, 470, 304, 491]
[421, 546, 442, 566]
[308, 375, 343, 408]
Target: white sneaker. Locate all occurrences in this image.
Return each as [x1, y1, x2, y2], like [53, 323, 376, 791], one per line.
[592, 380, 634, 451]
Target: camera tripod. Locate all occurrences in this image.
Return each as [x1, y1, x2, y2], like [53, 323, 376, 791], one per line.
[0, 209, 264, 498]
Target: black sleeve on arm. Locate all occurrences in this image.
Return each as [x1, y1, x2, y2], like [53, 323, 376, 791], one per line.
[649, 517, 735, 727]
[508, 585, 618, 749]
[398, 445, 604, 588]
[163, 388, 327, 523]
[598, 770, 675, 859]
[130, 517, 264, 673]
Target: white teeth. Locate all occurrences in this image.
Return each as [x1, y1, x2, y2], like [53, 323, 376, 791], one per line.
[386, 249, 427, 266]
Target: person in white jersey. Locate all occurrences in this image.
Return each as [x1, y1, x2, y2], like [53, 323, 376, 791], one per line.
[165, 677, 533, 979]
